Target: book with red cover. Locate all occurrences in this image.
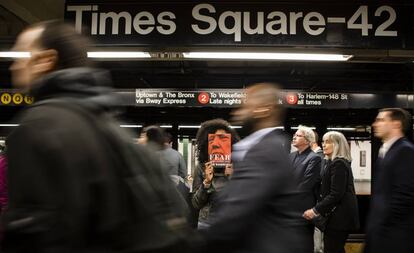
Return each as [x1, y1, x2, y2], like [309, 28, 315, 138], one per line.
[208, 133, 231, 166]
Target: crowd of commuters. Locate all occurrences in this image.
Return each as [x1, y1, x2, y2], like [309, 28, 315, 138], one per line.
[0, 20, 413, 253]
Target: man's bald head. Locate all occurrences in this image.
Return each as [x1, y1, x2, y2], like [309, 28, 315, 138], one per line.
[247, 82, 281, 105]
[232, 82, 285, 134]
[246, 82, 284, 119]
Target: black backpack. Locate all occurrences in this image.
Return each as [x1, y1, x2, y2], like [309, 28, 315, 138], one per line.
[36, 99, 196, 252]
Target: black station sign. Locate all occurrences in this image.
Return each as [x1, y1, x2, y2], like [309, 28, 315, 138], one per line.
[135, 89, 245, 107]
[65, 1, 414, 49]
[1, 88, 412, 109]
[133, 89, 414, 109]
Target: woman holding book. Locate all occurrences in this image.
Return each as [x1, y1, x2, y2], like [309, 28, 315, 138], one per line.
[192, 119, 240, 229]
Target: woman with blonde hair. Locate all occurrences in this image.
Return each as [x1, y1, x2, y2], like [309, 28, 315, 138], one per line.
[303, 131, 359, 253]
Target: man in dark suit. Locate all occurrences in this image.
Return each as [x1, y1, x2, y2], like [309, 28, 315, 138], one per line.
[290, 125, 322, 200]
[202, 83, 313, 253]
[290, 126, 322, 252]
[365, 108, 414, 253]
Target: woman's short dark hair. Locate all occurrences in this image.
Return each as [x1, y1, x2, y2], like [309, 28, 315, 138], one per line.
[195, 119, 240, 164]
[142, 125, 165, 148]
[164, 132, 173, 144]
[30, 20, 92, 69]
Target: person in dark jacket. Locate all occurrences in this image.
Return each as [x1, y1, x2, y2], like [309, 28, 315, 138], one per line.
[310, 130, 324, 253]
[140, 125, 191, 216]
[141, 127, 187, 180]
[203, 83, 313, 253]
[290, 125, 322, 252]
[191, 119, 239, 229]
[365, 108, 414, 253]
[161, 132, 188, 180]
[303, 131, 359, 253]
[3, 21, 189, 252]
[290, 125, 322, 204]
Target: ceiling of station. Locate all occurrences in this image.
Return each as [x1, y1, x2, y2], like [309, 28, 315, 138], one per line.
[0, 0, 63, 25]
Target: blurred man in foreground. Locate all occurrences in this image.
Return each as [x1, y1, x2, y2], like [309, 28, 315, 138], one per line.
[3, 21, 190, 252]
[365, 108, 414, 253]
[202, 83, 313, 253]
[4, 20, 122, 252]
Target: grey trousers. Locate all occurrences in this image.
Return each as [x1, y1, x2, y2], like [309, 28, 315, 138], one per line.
[314, 228, 324, 253]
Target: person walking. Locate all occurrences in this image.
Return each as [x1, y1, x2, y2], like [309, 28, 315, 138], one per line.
[365, 108, 414, 253]
[203, 83, 313, 253]
[3, 21, 189, 252]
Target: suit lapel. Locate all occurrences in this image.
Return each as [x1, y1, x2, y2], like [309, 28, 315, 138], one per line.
[372, 138, 405, 193]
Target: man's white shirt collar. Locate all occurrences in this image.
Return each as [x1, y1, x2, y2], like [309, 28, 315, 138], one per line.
[233, 127, 281, 161]
[379, 136, 401, 158]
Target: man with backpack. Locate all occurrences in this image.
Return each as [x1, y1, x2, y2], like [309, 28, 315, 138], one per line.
[4, 21, 191, 252]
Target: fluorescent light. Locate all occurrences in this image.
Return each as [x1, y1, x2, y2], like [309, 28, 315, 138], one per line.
[327, 127, 356, 131]
[87, 52, 151, 59]
[120, 125, 172, 129]
[292, 126, 316, 130]
[0, 51, 30, 58]
[183, 52, 352, 61]
[0, 124, 19, 127]
[178, 125, 201, 129]
[179, 125, 242, 129]
[120, 124, 143, 128]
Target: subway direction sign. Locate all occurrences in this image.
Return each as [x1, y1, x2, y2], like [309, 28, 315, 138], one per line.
[65, 1, 414, 49]
[0, 90, 33, 106]
[135, 89, 245, 107]
[1, 88, 412, 109]
[134, 89, 414, 109]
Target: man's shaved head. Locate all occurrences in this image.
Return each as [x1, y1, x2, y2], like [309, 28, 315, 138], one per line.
[232, 82, 285, 135]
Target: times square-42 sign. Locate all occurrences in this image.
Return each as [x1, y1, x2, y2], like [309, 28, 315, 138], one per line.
[65, 1, 414, 49]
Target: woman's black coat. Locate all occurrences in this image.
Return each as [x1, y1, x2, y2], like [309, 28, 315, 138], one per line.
[315, 158, 359, 231]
